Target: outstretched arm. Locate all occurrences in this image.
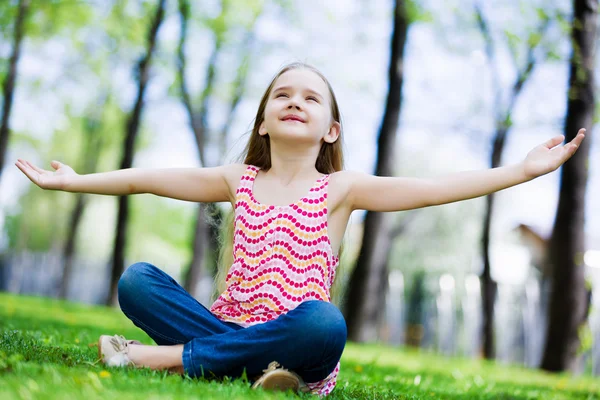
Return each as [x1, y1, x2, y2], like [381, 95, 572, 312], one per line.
[347, 129, 586, 212]
[15, 159, 243, 203]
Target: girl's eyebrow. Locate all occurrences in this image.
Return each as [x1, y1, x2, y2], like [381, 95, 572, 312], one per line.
[273, 85, 324, 99]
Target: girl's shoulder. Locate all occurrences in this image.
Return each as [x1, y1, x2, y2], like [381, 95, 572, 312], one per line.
[219, 164, 253, 201]
[328, 169, 361, 187]
[327, 170, 361, 212]
[222, 163, 252, 182]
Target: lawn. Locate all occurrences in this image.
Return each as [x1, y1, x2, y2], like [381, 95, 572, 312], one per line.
[0, 292, 598, 399]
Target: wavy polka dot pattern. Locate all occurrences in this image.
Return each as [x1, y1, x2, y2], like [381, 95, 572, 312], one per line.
[210, 165, 341, 396]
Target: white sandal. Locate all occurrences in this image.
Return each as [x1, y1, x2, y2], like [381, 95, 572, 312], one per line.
[98, 334, 141, 367]
[251, 361, 309, 393]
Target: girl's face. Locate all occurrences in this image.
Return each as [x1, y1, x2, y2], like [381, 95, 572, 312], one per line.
[259, 68, 340, 146]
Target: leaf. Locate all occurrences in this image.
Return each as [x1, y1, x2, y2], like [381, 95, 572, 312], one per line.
[535, 7, 549, 22]
[546, 49, 563, 62]
[504, 29, 521, 48]
[577, 324, 592, 355]
[556, 12, 571, 34]
[405, 0, 433, 23]
[527, 32, 542, 48]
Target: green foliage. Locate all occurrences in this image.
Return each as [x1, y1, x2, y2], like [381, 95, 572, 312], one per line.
[127, 195, 194, 266]
[1, 293, 599, 399]
[6, 96, 121, 252]
[104, 1, 148, 49]
[9, 132, 43, 150]
[4, 0, 153, 252]
[192, 0, 264, 58]
[535, 8, 549, 23]
[4, 189, 74, 251]
[5, 110, 89, 250]
[502, 113, 513, 130]
[503, 29, 521, 57]
[577, 323, 593, 356]
[24, 0, 94, 40]
[405, 0, 433, 24]
[527, 32, 542, 48]
[0, 2, 18, 38]
[556, 12, 572, 34]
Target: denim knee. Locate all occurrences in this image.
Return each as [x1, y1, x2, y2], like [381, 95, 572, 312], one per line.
[295, 301, 347, 359]
[117, 262, 157, 310]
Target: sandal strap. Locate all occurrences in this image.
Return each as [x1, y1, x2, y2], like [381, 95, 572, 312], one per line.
[263, 361, 282, 373]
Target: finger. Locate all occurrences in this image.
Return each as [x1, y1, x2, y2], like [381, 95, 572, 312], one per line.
[24, 160, 46, 174]
[15, 160, 28, 174]
[562, 140, 582, 160]
[543, 135, 564, 149]
[51, 160, 63, 170]
[15, 161, 38, 183]
[570, 130, 586, 147]
[16, 159, 32, 170]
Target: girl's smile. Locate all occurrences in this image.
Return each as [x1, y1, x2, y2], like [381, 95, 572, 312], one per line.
[281, 114, 306, 123]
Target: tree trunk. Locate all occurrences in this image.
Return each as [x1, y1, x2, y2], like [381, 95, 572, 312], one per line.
[60, 111, 105, 298]
[59, 194, 86, 298]
[177, 0, 212, 296]
[480, 190, 498, 358]
[479, 128, 507, 359]
[474, 4, 549, 359]
[177, 0, 255, 296]
[107, 0, 166, 306]
[345, 0, 409, 342]
[0, 0, 29, 177]
[541, 0, 596, 372]
[184, 204, 209, 294]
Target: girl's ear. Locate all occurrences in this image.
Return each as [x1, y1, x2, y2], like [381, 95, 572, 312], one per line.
[259, 121, 267, 136]
[324, 121, 341, 143]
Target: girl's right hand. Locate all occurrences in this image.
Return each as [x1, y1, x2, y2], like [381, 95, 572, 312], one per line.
[15, 159, 77, 190]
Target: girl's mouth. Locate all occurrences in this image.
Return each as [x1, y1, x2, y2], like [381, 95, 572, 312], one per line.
[282, 114, 305, 123]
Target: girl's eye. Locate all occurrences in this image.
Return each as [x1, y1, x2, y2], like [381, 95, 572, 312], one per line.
[307, 96, 318, 102]
[276, 93, 288, 98]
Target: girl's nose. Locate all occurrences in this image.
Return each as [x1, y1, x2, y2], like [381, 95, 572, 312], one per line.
[287, 97, 302, 110]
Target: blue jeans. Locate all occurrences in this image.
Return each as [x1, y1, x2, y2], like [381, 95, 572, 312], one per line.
[117, 262, 347, 383]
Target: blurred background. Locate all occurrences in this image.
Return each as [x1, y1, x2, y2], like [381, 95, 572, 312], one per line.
[1, 0, 599, 379]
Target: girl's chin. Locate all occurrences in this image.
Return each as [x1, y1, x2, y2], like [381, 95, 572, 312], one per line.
[270, 130, 320, 143]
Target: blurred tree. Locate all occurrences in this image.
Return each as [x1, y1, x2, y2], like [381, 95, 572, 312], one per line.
[59, 94, 108, 298]
[5, 105, 91, 254]
[176, 0, 261, 296]
[405, 270, 427, 347]
[4, 1, 116, 260]
[541, 0, 596, 372]
[0, 0, 93, 175]
[474, 2, 551, 360]
[108, 0, 166, 306]
[345, 0, 410, 342]
[0, 0, 29, 178]
[59, 1, 150, 299]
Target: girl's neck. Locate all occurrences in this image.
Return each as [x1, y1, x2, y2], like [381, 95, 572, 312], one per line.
[267, 140, 322, 184]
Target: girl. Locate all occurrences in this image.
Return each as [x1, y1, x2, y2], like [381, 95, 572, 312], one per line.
[16, 62, 585, 396]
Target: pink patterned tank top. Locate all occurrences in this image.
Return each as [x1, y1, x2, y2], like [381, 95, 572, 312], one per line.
[210, 165, 341, 396]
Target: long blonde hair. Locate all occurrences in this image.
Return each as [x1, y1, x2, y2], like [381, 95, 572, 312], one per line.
[214, 62, 345, 298]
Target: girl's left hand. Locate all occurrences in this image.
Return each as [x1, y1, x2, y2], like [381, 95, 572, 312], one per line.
[523, 128, 586, 179]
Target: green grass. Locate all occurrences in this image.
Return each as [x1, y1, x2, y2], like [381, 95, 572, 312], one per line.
[0, 292, 598, 400]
